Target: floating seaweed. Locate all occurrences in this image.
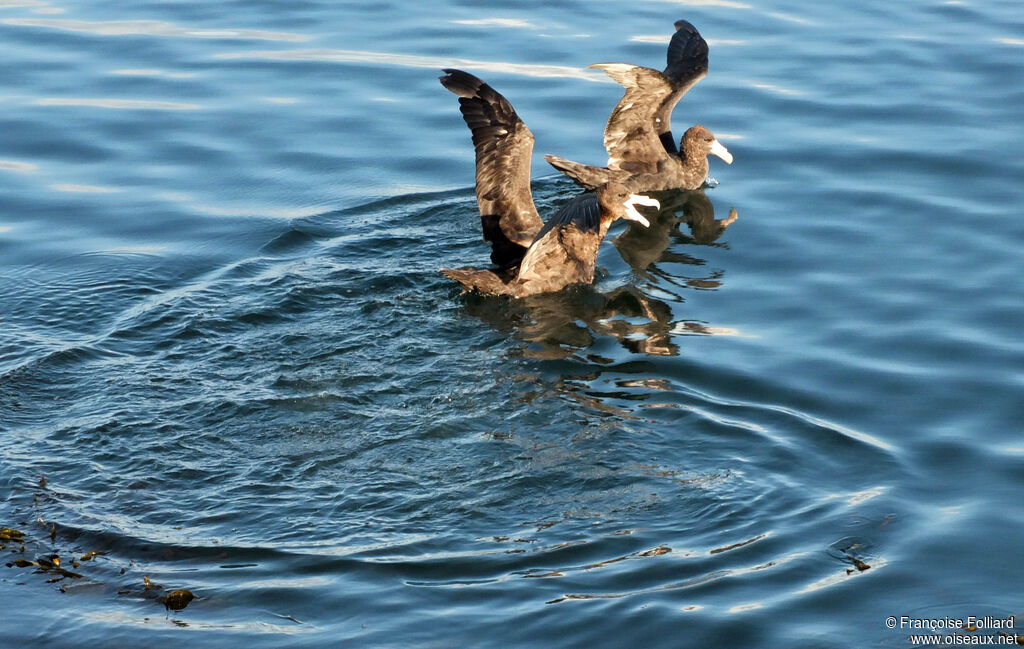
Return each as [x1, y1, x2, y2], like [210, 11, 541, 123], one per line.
[160, 589, 196, 611]
[123, 576, 198, 612]
[0, 527, 27, 543]
[3, 477, 197, 615]
[848, 556, 871, 572]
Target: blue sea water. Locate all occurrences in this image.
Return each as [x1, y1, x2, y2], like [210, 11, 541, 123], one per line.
[1, 1, 1023, 647]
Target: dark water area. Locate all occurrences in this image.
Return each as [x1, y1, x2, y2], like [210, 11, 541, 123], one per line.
[2, 1, 1023, 647]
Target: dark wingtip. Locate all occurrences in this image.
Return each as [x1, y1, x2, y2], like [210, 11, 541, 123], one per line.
[439, 68, 486, 97]
[666, 19, 708, 78]
[439, 68, 460, 85]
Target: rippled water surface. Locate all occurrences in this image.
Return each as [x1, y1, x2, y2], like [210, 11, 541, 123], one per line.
[2, 1, 1023, 647]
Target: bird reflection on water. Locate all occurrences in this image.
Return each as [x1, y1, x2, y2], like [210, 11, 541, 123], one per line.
[615, 188, 737, 291]
[456, 189, 738, 358]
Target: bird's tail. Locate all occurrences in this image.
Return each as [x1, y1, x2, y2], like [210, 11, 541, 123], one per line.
[441, 267, 517, 295]
[543, 154, 618, 191]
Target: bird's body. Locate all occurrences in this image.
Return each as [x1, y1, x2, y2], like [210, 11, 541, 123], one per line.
[546, 124, 730, 192]
[545, 20, 732, 192]
[439, 69, 658, 297]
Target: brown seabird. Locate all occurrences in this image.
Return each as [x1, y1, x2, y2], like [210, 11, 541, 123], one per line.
[544, 20, 733, 192]
[439, 69, 659, 297]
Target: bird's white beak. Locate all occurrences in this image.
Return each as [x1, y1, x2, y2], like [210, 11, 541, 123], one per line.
[710, 139, 733, 164]
[623, 194, 659, 227]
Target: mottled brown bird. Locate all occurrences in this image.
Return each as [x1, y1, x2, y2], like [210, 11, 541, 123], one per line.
[439, 69, 658, 297]
[545, 20, 732, 192]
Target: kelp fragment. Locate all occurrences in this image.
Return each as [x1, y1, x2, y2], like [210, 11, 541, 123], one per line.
[160, 589, 195, 611]
[139, 576, 197, 612]
[53, 568, 83, 580]
[846, 555, 870, 571]
[0, 528, 26, 542]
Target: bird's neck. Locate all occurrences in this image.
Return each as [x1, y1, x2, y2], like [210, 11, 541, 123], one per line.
[680, 146, 708, 173]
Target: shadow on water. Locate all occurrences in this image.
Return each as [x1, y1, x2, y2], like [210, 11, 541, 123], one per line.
[456, 188, 739, 358]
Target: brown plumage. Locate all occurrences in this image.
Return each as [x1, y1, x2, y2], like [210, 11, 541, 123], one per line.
[439, 69, 659, 297]
[544, 20, 733, 192]
[439, 68, 543, 270]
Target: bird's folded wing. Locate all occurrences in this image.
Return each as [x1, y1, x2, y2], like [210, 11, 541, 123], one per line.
[517, 193, 600, 282]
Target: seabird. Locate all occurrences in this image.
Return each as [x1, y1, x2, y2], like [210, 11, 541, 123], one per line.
[544, 20, 733, 192]
[439, 69, 659, 297]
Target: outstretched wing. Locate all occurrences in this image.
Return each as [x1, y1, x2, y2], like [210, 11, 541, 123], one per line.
[657, 20, 709, 154]
[517, 193, 601, 283]
[665, 19, 709, 83]
[440, 69, 543, 269]
[590, 63, 677, 175]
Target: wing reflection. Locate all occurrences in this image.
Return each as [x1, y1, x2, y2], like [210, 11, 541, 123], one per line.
[454, 190, 738, 357]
